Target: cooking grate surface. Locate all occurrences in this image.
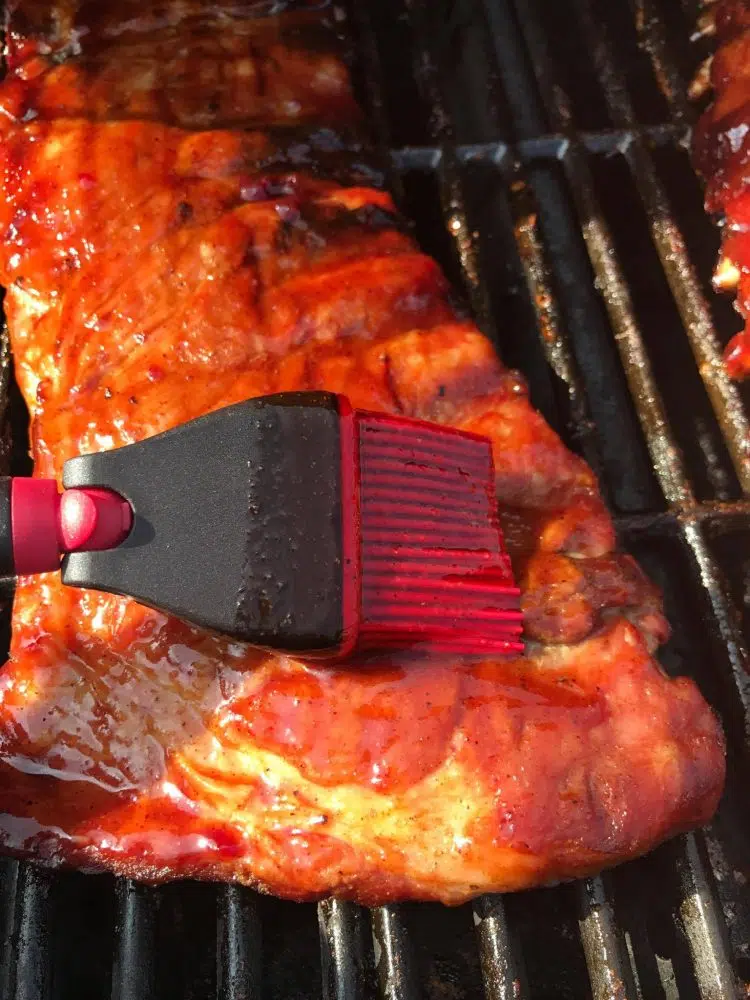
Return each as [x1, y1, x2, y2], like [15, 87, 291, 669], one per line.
[1, 0, 749, 997]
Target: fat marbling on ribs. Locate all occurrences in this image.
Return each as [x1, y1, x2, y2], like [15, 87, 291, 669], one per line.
[0, 0, 725, 902]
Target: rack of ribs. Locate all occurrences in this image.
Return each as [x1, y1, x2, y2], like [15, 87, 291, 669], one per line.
[693, 0, 750, 378]
[0, 0, 724, 902]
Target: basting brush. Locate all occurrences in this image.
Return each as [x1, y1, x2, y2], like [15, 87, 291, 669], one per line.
[0, 392, 523, 659]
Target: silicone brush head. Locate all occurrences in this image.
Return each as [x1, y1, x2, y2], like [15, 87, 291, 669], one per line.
[351, 410, 523, 658]
[5, 393, 522, 659]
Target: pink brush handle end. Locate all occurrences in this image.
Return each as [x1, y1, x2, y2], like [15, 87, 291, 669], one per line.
[10, 479, 132, 576]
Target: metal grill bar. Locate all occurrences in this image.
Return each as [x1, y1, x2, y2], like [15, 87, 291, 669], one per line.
[628, 0, 693, 122]
[111, 881, 157, 1000]
[613, 502, 750, 538]
[674, 832, 738, 1000]
[5, 865, 51, 1000]
[318, 899, 366, 1000]
[512, 199, 608, 489]
[680, 519, 750, 735]
[569, 158, 694, 502]
[390, 126, 686, 170]
[400, 0, 497, 335]
[371, 906, 419, 1000]
[218, 886, 262, 1000]
[0, 860, 19, 1000]
[576, 877, 638, 1000]
[472, 896, 528, 1000]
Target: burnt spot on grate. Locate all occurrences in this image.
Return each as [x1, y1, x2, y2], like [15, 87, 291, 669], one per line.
[1, 0, 750, 998]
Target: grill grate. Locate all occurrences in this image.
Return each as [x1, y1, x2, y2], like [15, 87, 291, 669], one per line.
[1, 0, 749, 997]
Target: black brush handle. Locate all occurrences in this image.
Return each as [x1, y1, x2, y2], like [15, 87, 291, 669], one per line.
[61, 392, 348, 653]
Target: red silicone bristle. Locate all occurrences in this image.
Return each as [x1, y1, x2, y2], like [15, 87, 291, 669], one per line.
[356, 412, 523, 657]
